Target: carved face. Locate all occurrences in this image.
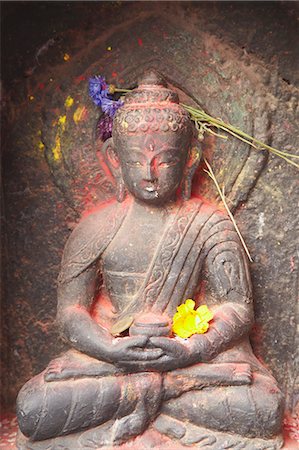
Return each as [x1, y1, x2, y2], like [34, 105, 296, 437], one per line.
[116, 132, 190, 205]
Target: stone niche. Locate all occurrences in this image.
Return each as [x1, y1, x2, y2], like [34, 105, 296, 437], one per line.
[1, 1, 298, 447]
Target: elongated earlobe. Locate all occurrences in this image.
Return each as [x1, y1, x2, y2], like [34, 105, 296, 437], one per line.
[182, 146, 202, 200]
[102, 138, 127, 202]
[102, 138, 119, 170]
[116, 178, 126, 203]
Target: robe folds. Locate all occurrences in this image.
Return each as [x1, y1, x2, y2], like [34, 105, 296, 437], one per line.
[55, 196, 264, 376]
[17, 196, 284, 447]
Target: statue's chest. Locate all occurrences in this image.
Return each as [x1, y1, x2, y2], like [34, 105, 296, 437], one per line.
[101, 210, 166, 306]
[102, 211, 166, 274]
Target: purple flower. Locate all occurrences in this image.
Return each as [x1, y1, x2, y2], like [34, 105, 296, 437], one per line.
[89, 75, 124, 118]
[89, 76, 109, 107]
[97, 114, 113, 141]
[101, 97, 124, 118]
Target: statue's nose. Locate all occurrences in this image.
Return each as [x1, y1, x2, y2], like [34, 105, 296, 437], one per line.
[144, 163, 157, 182]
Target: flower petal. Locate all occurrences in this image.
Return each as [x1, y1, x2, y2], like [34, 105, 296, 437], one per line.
[196, 322, 209, 334]
[172, 300, 213, 338]
[185, 299, 196, 310]
[196, 305, 214, 323]
[172, 317, 193, 339]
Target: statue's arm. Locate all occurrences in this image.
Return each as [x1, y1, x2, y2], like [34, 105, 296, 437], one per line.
[189, 218, 254, 362]
[55, 206, 117, 362]
[57, 265, 114, 362]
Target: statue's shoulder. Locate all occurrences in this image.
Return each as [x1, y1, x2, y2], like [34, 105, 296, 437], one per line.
[192, 197, 244, 257]
[76, 199, 120, 233]
[64, 200, 119, 247]
[188, 197, 237, 244]
[190, 196, 227, 222]
[59, 199, 129, 283]
[72, 197, 131, 240]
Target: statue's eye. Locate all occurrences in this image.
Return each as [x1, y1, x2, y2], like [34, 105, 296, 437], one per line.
[127, 161, 142, 167]
[159, 160, 179, 168]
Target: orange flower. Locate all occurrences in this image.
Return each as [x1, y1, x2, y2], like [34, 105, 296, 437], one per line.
[172, 299, 213, 339]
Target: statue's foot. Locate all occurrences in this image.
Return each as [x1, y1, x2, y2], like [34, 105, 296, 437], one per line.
[78, 412, 152, 447]
[44, 358, 65, 381]
[113, 411, 151, 443]
[44, 350, 119, 381]
[232, 362, 252, 385]
[154, 414, 284, 449]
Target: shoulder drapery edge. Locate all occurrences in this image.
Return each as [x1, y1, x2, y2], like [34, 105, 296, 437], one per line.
[58, 201, 130, 284]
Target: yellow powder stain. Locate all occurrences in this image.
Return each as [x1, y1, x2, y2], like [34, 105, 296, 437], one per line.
[29, 95, 34, 101]
[37, 130, 42, 136]
[63, 53, 70, 61]
[38, 141, 45, 151]
[73, 106, 86, 124]
[52, 134, 62, 161]
[107, 46, 112, 51]
[64, 96, 74, 108]
[58, 115, 67, 132]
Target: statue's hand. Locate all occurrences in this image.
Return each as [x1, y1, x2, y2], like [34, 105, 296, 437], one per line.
[109, 336, 164, 366]
[149, 336, 193, 370]
[117, 337, 193, 372]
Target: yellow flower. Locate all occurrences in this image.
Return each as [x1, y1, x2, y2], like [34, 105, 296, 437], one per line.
[172, 299, 213, 339]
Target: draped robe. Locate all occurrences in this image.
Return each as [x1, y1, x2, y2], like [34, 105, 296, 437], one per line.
[17, 197, 284, 449]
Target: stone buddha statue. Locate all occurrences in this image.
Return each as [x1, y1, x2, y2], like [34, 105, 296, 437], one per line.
[17, 71, 284, 449]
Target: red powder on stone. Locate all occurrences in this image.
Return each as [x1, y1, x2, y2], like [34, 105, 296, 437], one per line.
[75, 75, 86, 84]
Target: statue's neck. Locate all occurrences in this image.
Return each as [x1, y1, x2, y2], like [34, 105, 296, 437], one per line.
[132, 196, 180, 216]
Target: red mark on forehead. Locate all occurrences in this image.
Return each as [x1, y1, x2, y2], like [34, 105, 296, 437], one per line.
[143, 136, 156, 153]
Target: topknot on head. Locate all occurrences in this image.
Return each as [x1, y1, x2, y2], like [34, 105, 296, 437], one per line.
[138, 70, 168, 88]
[121, 69, 179, 107]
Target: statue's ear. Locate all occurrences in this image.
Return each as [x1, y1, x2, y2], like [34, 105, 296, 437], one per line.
[182, 142, 202, 200]
[102, 137, 126, 202]
[102, 137, 120, 173]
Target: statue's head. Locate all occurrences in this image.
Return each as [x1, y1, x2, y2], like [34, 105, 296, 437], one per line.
[103, 70, 200, 204]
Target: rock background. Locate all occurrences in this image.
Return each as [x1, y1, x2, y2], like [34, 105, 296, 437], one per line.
[1, 1, 298, 416]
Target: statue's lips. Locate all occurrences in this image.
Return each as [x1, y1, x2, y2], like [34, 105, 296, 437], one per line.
[141, 182, 158, 192]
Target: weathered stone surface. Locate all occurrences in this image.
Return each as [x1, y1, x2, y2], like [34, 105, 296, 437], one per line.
[1, 1, 298, 424]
